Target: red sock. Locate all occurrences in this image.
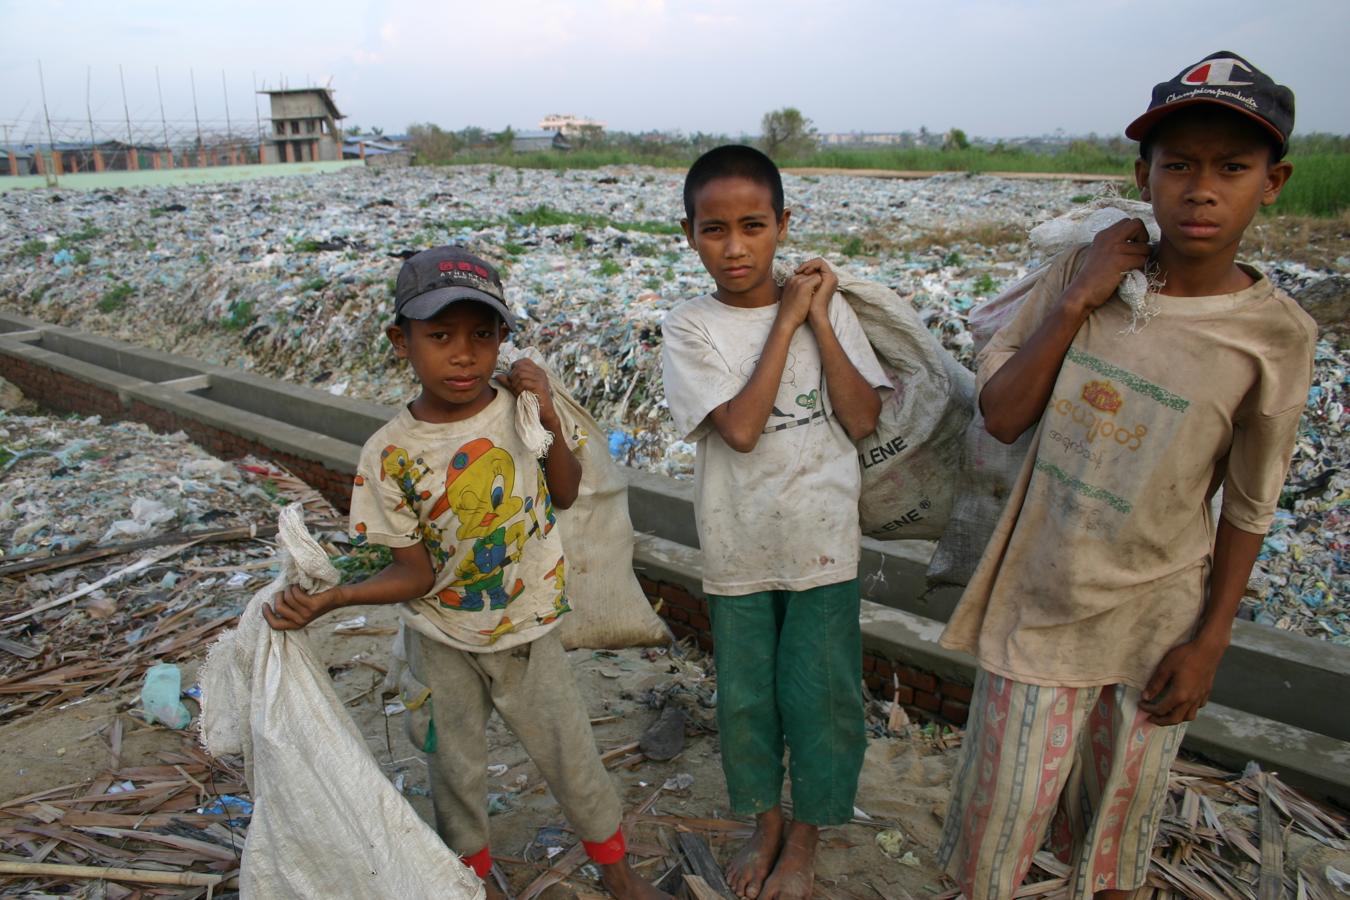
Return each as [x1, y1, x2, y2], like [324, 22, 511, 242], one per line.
[582, 828, 627, 865]
[461, 846, 492, 879]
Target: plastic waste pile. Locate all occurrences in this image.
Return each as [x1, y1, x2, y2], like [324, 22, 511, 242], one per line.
[0, 165, 1343, 642]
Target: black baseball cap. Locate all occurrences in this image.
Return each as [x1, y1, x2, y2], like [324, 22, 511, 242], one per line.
[394, 246, 515, 328]
[1126, 51, 1295, 157]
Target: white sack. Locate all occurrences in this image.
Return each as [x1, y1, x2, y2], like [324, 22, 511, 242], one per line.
[199, 503, 484, 900]
[834, 269, 975, 542]
[498, 346, 670, 650]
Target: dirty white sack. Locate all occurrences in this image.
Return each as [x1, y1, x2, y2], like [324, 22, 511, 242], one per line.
[928, 199, 1159, 585]
[498, 345, 670, 649]
[833, 268, 975, 542]
[198, 503, 484, 900]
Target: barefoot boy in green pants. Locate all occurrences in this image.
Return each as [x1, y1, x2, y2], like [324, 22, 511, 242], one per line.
[662, 145, 890, 900]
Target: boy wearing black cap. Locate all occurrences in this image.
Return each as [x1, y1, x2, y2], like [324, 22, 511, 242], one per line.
[937, 53, 1314, 899]
[264, 247, 668, 900]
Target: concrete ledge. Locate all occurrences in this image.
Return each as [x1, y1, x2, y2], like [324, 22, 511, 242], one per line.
[122, 382, 364, 474]
[1185, 703, 1350, 806]
[0, 337, 146, 399]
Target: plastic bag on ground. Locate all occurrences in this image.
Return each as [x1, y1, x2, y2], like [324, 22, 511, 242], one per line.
[499, 345, 671, 650]
[832, 267, 975, 541]
[198, 503, 483, 900]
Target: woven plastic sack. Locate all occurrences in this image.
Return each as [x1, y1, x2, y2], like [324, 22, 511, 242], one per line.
[928, 199, 1159, 585]
[498, 346, 670, 649]
[968, 199, 1159, 349]
[199, 503, 484, 900]
[833, 268, 975, 541]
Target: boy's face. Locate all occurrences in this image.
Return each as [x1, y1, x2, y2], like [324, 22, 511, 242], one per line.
[1134, 108, 1292, 265]
[387, 302, 507, 422]
[682, 176, 789, 307]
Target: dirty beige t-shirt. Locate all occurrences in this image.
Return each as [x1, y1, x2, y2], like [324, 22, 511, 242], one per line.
[349, 390, 584, 652]
[940, 245, 1316, 689]
[661, 293, 890, 595]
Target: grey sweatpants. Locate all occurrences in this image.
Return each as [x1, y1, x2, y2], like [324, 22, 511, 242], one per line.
[405, 628, 623, 855]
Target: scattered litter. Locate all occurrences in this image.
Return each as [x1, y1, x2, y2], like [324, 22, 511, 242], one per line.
[333, 614, 369, 632]
[141, 662, 191, 729]
[486, 763, 509, 778]
[876, 828, 906, 858]
[662, 772, 694, 792]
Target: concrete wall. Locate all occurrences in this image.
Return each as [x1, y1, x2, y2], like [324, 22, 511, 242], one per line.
[1, 311, 1347, 803]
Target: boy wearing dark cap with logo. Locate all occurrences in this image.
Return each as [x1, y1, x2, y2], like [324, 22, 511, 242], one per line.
[937, 53, 1314, 899]
[264, 247, 668, 900]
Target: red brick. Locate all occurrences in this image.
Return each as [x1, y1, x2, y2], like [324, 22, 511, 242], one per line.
[865, 674, 885, 692]
[695, 633, 713, 653]
[666, 606, 689, 624]
[891, 683, 914, 705]
[896, 664, 937, 693]
[862, 655, 877, 673]
[941, 699, 970, 724]
[658, 583, 701, 611]
[941, 680, 974, 704]
[687, 611, 710, 632]
[668, 621, 696, 641]
[915, 690, 941, 713]
[636, 575, 659, 598]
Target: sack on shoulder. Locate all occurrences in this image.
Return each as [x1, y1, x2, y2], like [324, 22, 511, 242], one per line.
[499, 347, 671, 650]
[834, 269, 975, 542]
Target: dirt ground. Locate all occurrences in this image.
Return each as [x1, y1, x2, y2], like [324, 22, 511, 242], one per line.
[0, 599, 957, 899]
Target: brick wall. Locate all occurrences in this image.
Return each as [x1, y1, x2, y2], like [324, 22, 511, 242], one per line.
[637, 574, 972, 726]
[1, 352, 358, 513]
[1, 353, 125, 421]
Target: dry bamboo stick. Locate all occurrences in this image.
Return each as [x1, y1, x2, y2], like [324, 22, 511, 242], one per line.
[0, 859, 222, 887]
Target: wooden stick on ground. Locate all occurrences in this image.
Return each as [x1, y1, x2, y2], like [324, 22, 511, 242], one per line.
[0, 522, 286, 579]
[1258, 773, 1284, 900]
[0, 860, 222, 887]
[2, 540, 203, 625]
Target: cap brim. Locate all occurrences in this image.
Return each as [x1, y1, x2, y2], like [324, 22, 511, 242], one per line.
[398, 286, 516, 328]
[1126, 97, 1286, 152]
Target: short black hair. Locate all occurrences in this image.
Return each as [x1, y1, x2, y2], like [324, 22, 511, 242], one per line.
[393, 312, 410, 331]
[1138, 106, 1284, 164]
[683, 144, 784, 222]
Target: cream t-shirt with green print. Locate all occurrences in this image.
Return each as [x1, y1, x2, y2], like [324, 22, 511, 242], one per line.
[940, 244, 1316, 690]
[349, 389, 584, 653]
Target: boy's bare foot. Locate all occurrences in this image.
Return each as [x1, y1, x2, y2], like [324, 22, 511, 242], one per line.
[599, 857, 673, 899]
[727, 805, 785, 899]
[759, 821, 817, 900]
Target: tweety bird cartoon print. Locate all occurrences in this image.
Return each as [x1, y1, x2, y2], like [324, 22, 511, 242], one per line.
[427, 438, 527, 611]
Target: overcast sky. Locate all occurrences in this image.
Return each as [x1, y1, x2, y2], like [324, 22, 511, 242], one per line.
[2, 0, 1347, 144]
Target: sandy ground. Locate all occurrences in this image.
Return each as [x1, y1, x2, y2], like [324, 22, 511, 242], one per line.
[0, 599, 957, 899]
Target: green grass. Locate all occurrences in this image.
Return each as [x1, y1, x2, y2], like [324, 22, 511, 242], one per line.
[841, 236, 865, 257]
[300, 277, 327, 293]
[972, 273, 999, 296]
[334, 543, 393, 581]
[222, 299, 256, 331]
[511, 204, 680, 235]
[18, 239, 45, 259]
[97, 283, 133, 312]
[598, 258, 623, 277]
[57, 225, 104, 247]
[941, 251, 964, 268]
[1268, 155, 1350, 217]
[74, 249, 91, 266]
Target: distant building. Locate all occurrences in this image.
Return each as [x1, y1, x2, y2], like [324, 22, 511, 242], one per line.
[259, 87, 345, 164]
[343, 137, 414, 167]
[538, 114, 605, 137]
[512, 130, 571, 153]
[820, 132, 912, 147]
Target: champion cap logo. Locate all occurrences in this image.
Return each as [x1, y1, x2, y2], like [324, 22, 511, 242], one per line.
[1180, 57, 1253, 88]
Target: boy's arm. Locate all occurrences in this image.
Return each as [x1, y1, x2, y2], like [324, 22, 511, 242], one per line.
[707, 272, 820, 452]
[500, 359, 582, 508]
[264, 542, 435, 630]
[981, 219, 1152, 443]
[797, 258, 881, 440]
[1140, 518, 1262, 725]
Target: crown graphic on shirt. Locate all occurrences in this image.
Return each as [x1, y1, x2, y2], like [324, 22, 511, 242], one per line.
[1082, 380, 1123, 415]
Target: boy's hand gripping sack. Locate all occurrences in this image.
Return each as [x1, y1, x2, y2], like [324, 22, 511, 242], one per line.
[498, 345, 670, 649]
[832, 267, 975, 541]
[198, 503, 485, 900]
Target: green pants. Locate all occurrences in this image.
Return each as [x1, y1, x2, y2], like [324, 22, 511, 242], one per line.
[709, 579, 866, 826]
